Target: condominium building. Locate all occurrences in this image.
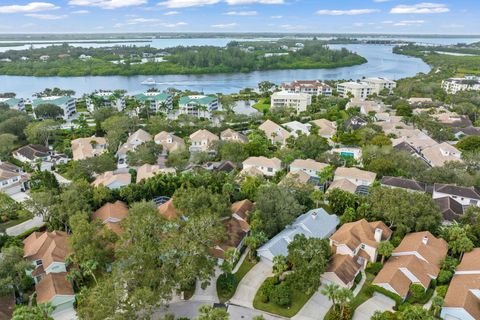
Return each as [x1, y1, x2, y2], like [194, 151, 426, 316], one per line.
[88, 91, 125, 112]
[0, 97, 25, 111]
[270, 91, 312, 114]
[281, 80, 332, 96]
[134, 92, 173, 112]
[442, 76, 480, 94]
[32, 96, 76, 120]
[178, 95, 219, 118]
[337, 77, 396, 98]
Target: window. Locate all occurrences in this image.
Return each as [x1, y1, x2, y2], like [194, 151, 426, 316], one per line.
[360, 244, 365, 250]
[35, 260, 43, 266]
[268, 168, 273, 172]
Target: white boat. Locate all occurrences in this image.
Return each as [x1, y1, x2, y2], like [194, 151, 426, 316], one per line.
[141, 78, 156, 85]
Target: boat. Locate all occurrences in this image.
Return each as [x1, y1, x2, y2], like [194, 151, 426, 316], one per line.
[141, 78, 156, 85]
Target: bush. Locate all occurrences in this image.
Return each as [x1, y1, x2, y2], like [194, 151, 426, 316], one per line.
[218, 273, 236, 293]
[269, 281, 291, 307]
[354, 272, 362, 285]
[366, 262, 383, 275]
[436, 285, 448, 298]
[370, 285, 403, 306]
[409, 284, 425, 300]
[437, 270, 453, 284]
[258, 277, 278, 303]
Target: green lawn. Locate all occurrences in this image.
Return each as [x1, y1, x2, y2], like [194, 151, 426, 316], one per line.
[216, 258, 256, 303]
[253, 278, 314, 318]
[252, 99, 270, 113]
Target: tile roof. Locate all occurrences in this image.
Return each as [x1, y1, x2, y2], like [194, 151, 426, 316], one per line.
[380, 176, 426, 192]
[330, 219, 392, 251]
[220, 129, 248, 143]
[334, 167, 377, 184]
[158, 199, 181, 220]
[71, 137, 107, 161]
[434, 183, 480, 200]
[311, 118, 337, 137]
[290, 159, 328, 173]
[421, 142, 462, 167]
[434, 196, 464, 222]
[328, 178, 358, 194]
[23, 231, 69, 270]
[189, 129, 218, 142]
[259, 119, 291, 145]
[91, 171, 131, 189]
[136, 164, 175, 183]
[92, 201, 128, 224]
[231, 199, 254, 221]
[243, 156, 282, 169]
[14, 144, 49, 161]
[35, 272, 74, 304]
[393, 231, 448, 267]
[154, 131, 185, 152]
[326, 254, 362, 286]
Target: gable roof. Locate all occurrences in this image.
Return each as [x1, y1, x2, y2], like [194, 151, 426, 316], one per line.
[334, 167, 376, 183]
[328, 178, 358, 194]
[380, 176, 426, 192]
[434, 183, 480, 200]
[259, 119, 291, 144]
[154, 131, 185, 152]
[434, 196, 464, 222]
[290, 159, 328, 173]
[35, 272, 74, 304]
[394, 231, 448, 267]
[91, 171, 131, 188]
[330, 219, 392, 251]
[71, 137, 107, 161]
[421, 143, 462, 167]
[126, 129, 152, 144]
[231, 199, 254, 220]
[14, 144, 50, 160]
[189, 129, 218, 142]
[326, 254, 362, 286]
[311, 118, 337, 137]
[32, 96, 72, 107]
[23, 231, 69, 269]
[258, 209, 339, 261]
[93, 201, 128, 223]
[158, 199, 181, 220]
[243, 156, 282, 169]
[220, 129, 248, 143]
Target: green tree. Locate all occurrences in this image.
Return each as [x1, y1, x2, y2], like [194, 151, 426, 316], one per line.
[24, 120, 57, 146]
[101, 115, 137, 153]
[244, 231, 268, 262]
[443, 224, 474, 259]
[336, 287, 354, 319]
[221, 248, 240, 275]
[173, 186, 230, 218]
[272, 255, 288, 278]
[0, 133, 17, 157]
[254, 184, 304, 237]
[430, 295, 444, 317]
[34, 104, 64, 119]
[196, 305, 229, 320]
[219, 141, 248, 163]
[240, 175, 264, 200]
[0, 246, 33, 298]
[287, 234, 330, 294]
[165, 149, 190, 170]
[456, 135, 480, 152]
[378, 241, 394, 264]
[321, 283, 340, 307]
[325, 188, 358, 216]
[30, 171, 60, 193]
[127, 141, 163, 166]
[399, 305, 434, 320]
[12, 303, 55, 320]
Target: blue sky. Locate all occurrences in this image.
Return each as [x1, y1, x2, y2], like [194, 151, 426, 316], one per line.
[0, 1, 477, 34]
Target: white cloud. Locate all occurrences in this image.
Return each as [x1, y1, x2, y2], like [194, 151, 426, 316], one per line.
[225, 0, 284, 4]
[25, 13, 68, 19]
[316, 9, 379, 16]
[0, 2, 59, 14]
[373, 0, 391, 2]
[158, 0, 220, 8]
[225, 10, 257, 16]
[280, 24, 305, 30]
[211, 22, 238, 28]
[393, 19, 425, 26]
[271, 15, 282, 19]
[160, 21, 187, 27]
[163, 10, 180, 15]
[390, 3, 449, 14]
[72, 10, 90, 14]
[127, 17, 160, 24]
[68, 0, 147, 9]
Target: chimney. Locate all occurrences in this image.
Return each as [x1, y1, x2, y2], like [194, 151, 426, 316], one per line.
[422, 235, 429, 245]
[374, 228, 383, 243]
[311, 211, 318, 220]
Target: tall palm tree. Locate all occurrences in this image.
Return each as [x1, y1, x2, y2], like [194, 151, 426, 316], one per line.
[321, 283, 340, 308]
[336, 288, 353, 319]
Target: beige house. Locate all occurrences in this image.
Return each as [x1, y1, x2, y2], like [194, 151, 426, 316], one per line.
[136, 164, 175, 183]
[347, 99, 386, 116]
[189, 129, 219, 153]
[373, 231, 448, 299]
[421, 142, 462, 167]
[116, 129, 153, 167]
[71, 136, 108, 161]
[441, 248, 480, 320]
[322, 219, 392, 288]
[242, 156, 282, 177]
[329, 167, 376, 194]
[154, 131, 185, 154]
[270, 91, 312, 114]
[289, 159, 328, 178]
[91, 171, 131, 190]
[311, 118, 337, 139]
[220, 128, 248, 143]
[0, 161, 30, 197]
[259, 119, 291, 147]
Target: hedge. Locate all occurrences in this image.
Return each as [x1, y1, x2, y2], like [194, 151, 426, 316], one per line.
[369, 285, 403, 307]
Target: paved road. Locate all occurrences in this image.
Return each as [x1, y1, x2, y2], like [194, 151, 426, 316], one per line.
[152, 301, 210, 320]
[292, 285, 333, 320]
[230, 261, 272, 308]
[228, 304, 287, 320]
[6, 216, 45, 236]
[353, 293, 395, 320]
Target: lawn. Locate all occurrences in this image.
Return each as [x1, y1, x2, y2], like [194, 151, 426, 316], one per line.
[216, 258, 256, 303]
[0, 216, 32, 233]
[252, 99, 270, 113]
[252, 278, 314, 318]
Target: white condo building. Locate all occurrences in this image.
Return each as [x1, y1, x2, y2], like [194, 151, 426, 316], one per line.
[270, 91, 312, 114]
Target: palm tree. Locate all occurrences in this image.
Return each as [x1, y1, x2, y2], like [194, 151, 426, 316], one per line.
[272, 255, 288, 278]
[336, 288, 353, 319]
[378, 241, 394, 264]
[37, 303, 56, 320]
[321, 283, 340, 308]
[430, 296, 444, 317]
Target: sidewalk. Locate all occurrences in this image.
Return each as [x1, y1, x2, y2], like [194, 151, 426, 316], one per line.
[6, 216, 45, 236]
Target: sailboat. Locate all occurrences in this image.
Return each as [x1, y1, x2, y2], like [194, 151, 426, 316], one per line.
[141, 78, 156, 85]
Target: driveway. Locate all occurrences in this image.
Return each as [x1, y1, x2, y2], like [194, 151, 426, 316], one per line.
[230, 260, 272, 308]
[191, 267, 221, 303]
[6, 216, 45, 236]
[353, 293, 395, 320]
[228, 304, 286, 320]
[152, 301, 209, 320]
[292, 285, 333, 320]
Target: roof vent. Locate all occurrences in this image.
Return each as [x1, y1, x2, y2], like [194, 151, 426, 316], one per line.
[422, 236, 429, 245]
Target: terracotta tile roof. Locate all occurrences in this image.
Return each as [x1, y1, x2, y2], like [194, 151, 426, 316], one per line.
[158, 199, 181, 220]
[211, 218, 248, 259]
[259, 119, 291, 145]
[35, 272, 74, 304]
[374, 265, 412, 298]
[393, 231, 448, 267]
[327, 178, 358, 194]
[23, 231, 69, 270]
[92, 200, 128, 232]
[136, 164, 175, 183]
[231, 199, 253, 220]
[330, 219, 392, 251]
[71, 137, 107, 161]
[91, 171, 131, 188]
[126, 129, 152, 144]
[326, 254, 362, 286]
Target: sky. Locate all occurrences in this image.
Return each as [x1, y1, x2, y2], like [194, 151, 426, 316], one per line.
[0, 0, 478, 34]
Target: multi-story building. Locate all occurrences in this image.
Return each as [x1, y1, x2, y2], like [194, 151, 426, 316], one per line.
[281, 80, 332, 96]
[0, 97, 25, 111]
[242, 156, 282, 177]
[189, 129, 219, 153]
[88, 91, 125, 112]
[442, 75, 480, 94]
[270, 91, 312, 114]
[71, 136, 108, 161]
[178, 95, 219, 118]
[337, 77, 396, 98]
[32, 96, 76, 120]
[0, 161, 30, 196]
[134, 92, 173, 112]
